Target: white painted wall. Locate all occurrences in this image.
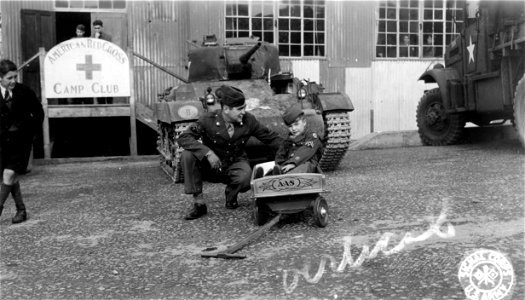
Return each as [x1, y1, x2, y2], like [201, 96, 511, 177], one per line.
[290, 60, 320, 83]
[290, 59, 441, 140]
[346, 60, 441, 139]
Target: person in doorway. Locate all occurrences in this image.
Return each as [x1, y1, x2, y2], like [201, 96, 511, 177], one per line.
[0, 59, 44, 224]
[91, 19, 112, 42]
[91, 20, 113, 104]
[178, 85, 283, 220]
[255, 104, 322, 177]
[74, 24, 86, 38]
[69, 24, 94, 105]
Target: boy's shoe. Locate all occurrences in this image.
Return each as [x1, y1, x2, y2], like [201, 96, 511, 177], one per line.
[184, 203, 207, 220]
[273, 165, 282, 175]
[254, 167, 264, 179]
[225, 198, 239, 209]
[12, 210, 27, 224]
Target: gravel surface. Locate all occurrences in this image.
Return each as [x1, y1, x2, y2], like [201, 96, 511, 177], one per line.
[1, 139, 523, 300]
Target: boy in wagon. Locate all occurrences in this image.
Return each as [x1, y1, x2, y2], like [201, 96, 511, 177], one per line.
[255, 104, 323, 177]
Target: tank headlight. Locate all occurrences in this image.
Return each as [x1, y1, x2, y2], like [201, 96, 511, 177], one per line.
[206, 93, 216, 105]
[297, 88, 307, 99]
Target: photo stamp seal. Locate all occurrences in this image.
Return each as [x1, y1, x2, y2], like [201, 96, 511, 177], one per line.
[458, 249, 514, 300]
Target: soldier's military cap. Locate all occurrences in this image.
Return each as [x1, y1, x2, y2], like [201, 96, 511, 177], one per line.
[216, 85, 245, 107]
[283, 104, 304, 126]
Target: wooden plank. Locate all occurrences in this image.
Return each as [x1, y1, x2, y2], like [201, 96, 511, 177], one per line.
[128, 48, 138, 156]
[136, 102, 157, 131]
[39, 47, 51, 159]
[48, 105, 130, 118]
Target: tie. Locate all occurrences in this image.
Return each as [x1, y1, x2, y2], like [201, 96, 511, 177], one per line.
[227, 123, 234, 138]
[3, 90, 11, 109]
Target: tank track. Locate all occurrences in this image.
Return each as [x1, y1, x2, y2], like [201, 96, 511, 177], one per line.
[158, 122, 192, 183]
[319, 112, 352, 172]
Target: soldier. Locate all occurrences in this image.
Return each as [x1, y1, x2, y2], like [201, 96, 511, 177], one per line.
[178, 85, 283, 220]
[0, 59, 44, 223]
[270, 104, 323, 175]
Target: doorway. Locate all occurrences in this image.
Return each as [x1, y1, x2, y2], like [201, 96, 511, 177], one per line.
[56, 12, 91, 42]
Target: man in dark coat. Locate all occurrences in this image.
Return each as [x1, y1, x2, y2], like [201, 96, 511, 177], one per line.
[0, 59, 44, 224]
[178, 85, 283, 220]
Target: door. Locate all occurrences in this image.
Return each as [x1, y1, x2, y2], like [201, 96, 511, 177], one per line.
[21, 9, 56, 100]
[90, 12, 128, 50]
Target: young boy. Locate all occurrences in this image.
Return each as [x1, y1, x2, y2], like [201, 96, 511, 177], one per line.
[255, 104, 323, 178]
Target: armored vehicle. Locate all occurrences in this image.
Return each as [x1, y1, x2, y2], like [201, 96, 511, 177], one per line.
[417, 1, 524, 146]
[155, 36, 354, 182]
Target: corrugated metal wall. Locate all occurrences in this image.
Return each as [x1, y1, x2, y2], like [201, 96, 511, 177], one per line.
[188, 1, 224, 43]
[345, 67, 373, 139]
[326, 0, 375, 68]
[1, 1, 53, 64]
[129, 1, 190, 109]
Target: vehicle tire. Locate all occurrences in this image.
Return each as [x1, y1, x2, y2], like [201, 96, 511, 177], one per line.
[416, 88, 465, 145]
[514, 75, 525, 147]
[312, 196, 328, 228]
[253, 203, 269, 226]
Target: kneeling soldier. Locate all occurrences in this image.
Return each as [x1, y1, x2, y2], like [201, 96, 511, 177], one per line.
[178, 85, 283, 220]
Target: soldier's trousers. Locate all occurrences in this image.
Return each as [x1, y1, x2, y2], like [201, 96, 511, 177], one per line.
[181, 150, 252, 204]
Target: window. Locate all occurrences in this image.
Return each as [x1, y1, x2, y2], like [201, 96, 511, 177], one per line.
[376, 0, 464, 59]
[225, 0, 325, 57]
[55, 0, 126, 10]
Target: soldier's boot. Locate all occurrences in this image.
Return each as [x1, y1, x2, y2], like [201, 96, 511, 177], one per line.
[184, 203, 207, 220]
[184, 193, 207, 220]
[11, 182, 27, 224]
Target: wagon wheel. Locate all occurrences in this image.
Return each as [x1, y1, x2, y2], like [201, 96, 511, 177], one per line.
[312, 196, 328, 227]
[253, 202, 269, 226]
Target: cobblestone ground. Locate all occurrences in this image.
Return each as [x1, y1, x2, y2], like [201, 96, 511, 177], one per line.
[0, 139, 523, 300]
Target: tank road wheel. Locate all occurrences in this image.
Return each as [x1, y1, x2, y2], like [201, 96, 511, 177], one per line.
[312, 196, 328, 227]
[172, 122, 192, 183]
[319, 112, 352, 172]
[253, 202, 269, 226]
[157, 122, 191, 183]
[416, 88, 465, 145]
[514, 75, 525, 147]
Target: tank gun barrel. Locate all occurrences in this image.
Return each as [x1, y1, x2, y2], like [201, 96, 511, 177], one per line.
[239, 42, 262, 65]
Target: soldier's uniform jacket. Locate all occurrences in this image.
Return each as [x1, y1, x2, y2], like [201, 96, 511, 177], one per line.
[275, 129, 323, 167]
[178, 110, 283, 166]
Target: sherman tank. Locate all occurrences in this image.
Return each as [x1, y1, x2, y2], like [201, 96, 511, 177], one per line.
[155, 36, 354, 183]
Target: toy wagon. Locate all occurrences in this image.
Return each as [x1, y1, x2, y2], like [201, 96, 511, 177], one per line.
[250, 161, 329, 227]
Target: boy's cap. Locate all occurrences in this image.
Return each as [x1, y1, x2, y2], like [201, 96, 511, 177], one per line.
[216, 85, 245, 107]
[283, 104, 304, 125]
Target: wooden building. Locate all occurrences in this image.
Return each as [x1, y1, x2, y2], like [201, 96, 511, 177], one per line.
[1, 0, 465, 156]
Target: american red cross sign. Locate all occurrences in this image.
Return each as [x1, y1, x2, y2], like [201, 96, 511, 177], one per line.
[44, 38, 131, 98]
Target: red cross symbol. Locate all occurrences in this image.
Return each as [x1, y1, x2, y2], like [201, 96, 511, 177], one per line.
[76, 55, 101, 80]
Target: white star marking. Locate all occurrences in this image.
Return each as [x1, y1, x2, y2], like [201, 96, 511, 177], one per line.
[467, 35, 475, 64]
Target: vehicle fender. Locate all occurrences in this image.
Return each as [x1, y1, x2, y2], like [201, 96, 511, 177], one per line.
[154, 100, 204, 124]
[418, 68, 460, 109]
[317, 92, 354, 112]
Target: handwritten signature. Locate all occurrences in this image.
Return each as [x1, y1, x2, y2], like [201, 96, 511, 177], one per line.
[282, 198, 456, 293]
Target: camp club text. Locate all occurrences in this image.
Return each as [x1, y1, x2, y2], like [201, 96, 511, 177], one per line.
[53, 83, 119, 95]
